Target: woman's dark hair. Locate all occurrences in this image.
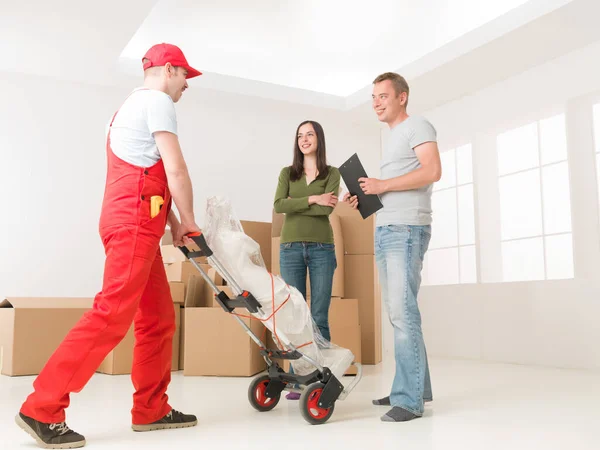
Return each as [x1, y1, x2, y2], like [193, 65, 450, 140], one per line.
[290, 120, 329, 182]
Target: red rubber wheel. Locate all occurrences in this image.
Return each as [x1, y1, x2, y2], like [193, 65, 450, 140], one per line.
[300, 382, 335, 425]
[248, 374, 280, 412]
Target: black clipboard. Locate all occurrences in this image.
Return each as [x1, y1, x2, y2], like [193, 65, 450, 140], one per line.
[339, 153, 383, 219]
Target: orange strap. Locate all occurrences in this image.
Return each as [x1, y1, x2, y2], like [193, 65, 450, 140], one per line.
[231, 272, 312, 351]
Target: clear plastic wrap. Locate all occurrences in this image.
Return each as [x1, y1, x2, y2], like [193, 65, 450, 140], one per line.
[202, 196, 354, 379]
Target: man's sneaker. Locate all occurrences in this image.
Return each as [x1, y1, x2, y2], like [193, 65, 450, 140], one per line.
[131, 409, 197, 432]
[15, 412, 86, 449]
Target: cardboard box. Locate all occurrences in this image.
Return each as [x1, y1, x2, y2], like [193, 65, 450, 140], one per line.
[344, 255, 382, 364]
[165, 261, 201, 288]
[182, 274, 206, 310]
[182, 267, 227, 310]
[334, 202, 375, 255]
[97, 303, 181, 375]
[240, 220, 272, 272]
[183, 307, 266, 376]
[165, 262, 222, 294]
[198, 284, 234, 309]
[271, 237, 281, 275]
[161, 244, 207, 265]
[329, 298, 361, 375]
[166, 265, 207, 312]
[272, 211, 285, 238]
[178, 270, 224, 368]
[329, 297, 360, 330]
[180, 277, 251, 373]
[271, 214, 344, 298]
[0, 298, 93, 376]
[169, 282, 185, 304]
[161, 244, 185, 264]
[162, 228, 174, 245]
[205, 265, 224, 286]
[194, 271, 230, 308]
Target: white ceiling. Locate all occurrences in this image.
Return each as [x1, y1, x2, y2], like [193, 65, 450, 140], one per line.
[120, 0, 541, 97]
[347, 0, 600, 118]
[1, 0, 597, 112]
[0, 0, 156, 87]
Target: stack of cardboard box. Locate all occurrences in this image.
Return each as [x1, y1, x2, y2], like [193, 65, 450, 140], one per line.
[0, 213, 378, 379]
[0, 221, 271, 378]
[0, 295, 183, 377]
[329, 297, 362, 373]
[335, 202, 382, 365]
[164, 220, 272, 377]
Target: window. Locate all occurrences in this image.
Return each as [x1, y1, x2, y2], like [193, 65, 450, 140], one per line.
[423, 144, 477, 285]
[496, 114, 573, 282]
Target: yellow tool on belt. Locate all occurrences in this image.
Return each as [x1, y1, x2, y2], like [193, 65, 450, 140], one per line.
[150, 196, 164, 218]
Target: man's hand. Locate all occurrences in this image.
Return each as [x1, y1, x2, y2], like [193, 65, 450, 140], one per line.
[343, 192, 359, 209]
[359, 177, 387, 195]
[173, 221, 202, 248]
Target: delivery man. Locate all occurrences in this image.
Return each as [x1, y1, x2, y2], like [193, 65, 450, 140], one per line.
[16, 43, 202, 449]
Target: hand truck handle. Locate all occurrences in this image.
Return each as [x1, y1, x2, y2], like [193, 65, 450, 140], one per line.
[176, 231, 263, 317]
[178, 231, 214, 258]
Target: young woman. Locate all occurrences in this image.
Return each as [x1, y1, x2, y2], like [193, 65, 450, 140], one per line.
[273, 120, 340, 399]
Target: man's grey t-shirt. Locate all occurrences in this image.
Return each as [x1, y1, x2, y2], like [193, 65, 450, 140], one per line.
[376, 115, 438, 227]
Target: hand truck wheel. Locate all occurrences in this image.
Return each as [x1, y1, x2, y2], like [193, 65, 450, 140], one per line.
[248, 374, 281, 412]
[300, 382, 335, 425]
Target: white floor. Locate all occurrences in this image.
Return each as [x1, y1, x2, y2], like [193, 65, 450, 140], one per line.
[2, 358, 599, 450]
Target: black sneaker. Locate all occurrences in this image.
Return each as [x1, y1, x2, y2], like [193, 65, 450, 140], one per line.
[15, 412, 86, 449]
[131, 409, 198, 432]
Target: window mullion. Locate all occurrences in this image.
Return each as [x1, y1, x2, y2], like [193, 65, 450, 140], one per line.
[537, 121, 548, 280]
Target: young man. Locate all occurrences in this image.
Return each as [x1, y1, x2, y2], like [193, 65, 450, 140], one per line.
[16, 43, 202, 448]
[345, 72, 441, 422]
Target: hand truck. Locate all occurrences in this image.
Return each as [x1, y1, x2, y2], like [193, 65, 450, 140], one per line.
[178, 232, 363, 425]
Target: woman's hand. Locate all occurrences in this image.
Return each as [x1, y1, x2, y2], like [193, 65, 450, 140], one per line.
[311, 192, 338, 207]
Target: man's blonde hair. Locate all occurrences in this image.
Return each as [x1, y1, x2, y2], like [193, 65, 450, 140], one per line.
[373, 72, 410, 107]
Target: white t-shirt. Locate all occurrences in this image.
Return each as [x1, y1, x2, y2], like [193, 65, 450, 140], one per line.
[107, 88, 178, 168]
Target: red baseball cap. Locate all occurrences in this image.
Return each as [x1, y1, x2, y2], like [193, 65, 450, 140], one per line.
[142, 43, 202, 79]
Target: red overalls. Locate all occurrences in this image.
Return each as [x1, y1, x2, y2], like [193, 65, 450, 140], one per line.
[21, 90, 176, 425]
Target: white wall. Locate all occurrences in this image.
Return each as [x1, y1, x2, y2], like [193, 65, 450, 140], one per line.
[8, 37, 600, 372]
[413, 39, 600, 370]
[0, 72, 380, 298]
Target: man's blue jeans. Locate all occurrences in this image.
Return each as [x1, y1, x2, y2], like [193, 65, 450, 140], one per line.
[279, 242, 337, 342]
[375, 224, 432, 416]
